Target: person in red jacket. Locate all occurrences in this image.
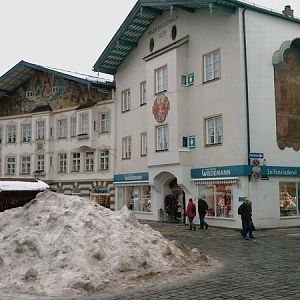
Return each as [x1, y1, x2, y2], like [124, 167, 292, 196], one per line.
[186, 198, 196, 231]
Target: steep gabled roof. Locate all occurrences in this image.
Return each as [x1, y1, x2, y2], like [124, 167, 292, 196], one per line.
[93, 0, 300, 75]
[0, 60, 114, 95]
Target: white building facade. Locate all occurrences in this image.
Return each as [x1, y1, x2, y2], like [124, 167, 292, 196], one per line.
[93, 0, 300, 228]
[0, 61, 116, 207]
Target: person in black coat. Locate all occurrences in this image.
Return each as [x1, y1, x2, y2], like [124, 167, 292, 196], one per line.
[198, 198, 209, 229]
[238, 197, 254, 239]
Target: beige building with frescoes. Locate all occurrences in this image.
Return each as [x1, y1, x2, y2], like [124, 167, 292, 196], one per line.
[0, 61, 115, 207]
[93, 0, 300, 228]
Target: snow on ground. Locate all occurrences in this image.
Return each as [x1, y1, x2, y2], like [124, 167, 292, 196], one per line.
[0, 191, 215, 298]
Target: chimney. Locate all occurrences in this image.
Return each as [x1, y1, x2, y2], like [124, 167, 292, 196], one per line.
[282, 5, 294, 17]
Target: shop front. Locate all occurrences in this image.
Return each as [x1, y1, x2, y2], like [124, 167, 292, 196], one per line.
[114, 172, 152, 215]
[191, 165, 251, 228]
[90, 186, 110, 208]
[260, 166, 300, 225]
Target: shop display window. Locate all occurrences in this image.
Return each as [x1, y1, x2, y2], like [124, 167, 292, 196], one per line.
[279, 182, 300, 217]
[198, 184, 233, 218]
[117, 185, 151, 212]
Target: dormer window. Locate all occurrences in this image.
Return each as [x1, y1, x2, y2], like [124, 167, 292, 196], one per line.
[26, 91, 33, 99]
[52, 86, 60, 95]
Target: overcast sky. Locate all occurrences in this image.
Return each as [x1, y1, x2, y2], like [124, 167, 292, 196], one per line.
[1, 0, 299, 79]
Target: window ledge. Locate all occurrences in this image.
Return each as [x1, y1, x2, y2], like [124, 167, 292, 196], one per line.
[155, 90, 167, 96]
[179, 148, 191, 152]
[203, 77, 221, 85]
[155, 149, 169, 152]
[206, 216, 234, 221]
[205, 143, 222, 147]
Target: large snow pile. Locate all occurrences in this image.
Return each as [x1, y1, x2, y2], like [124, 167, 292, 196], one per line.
[0, 191, 211, 298]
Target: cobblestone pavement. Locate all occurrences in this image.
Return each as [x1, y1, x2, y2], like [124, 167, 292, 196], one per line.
[105, 222, 300, 300]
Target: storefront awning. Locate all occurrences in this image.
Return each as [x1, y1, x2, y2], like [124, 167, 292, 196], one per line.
[192, 177, 239, 185]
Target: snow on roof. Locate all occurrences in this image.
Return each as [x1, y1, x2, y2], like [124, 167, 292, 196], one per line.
[46, 66, 112, 85]
[0, 179, 49, 191]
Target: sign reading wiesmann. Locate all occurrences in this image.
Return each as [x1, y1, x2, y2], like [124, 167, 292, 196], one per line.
[191, 165, 251, 179]
[261, 166, 300, 177]
[114, 172, 149, 182]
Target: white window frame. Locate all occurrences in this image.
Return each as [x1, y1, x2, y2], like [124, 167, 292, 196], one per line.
[57, 119, 67, 138]
[99, 149, 109, 170]
[21, 123, 31, 142]
[203, 50, 220, 82]
[121, 89, 130, 112]
[72, 152, 80, 172]
[36, 120, 45, 140]
[122, 137, 131, 159]
[36, 155, 45, 171]
[26, 91, 33, 99]
[52, 86, 60, 95]
[58, 153, 67, 173]
[155, 66, 167, 94]
[140, 81, 146, 105]
[79, 113, 89, 135]
[6, 157, 16, 175]
[7, 125, 16, 143]
[205, 115, 222, 146]
[156, 124, 168, 151]
[21, 156, 31, 174]
[70, 116, 77, 137]
[100, 112, 110, 133]
[85, 151, 94, 171]
[141, 132, 147, 156]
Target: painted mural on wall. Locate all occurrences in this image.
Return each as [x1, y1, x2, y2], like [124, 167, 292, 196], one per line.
[274, 43, 300, 151]
[0, 71, 111, 117]
[152, 94, 170, 123]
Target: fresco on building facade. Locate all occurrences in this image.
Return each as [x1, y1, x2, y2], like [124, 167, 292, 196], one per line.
[0, 72, 111, 117]
[274, 44, 300, 151]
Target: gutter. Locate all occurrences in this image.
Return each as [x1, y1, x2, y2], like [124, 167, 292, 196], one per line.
[242, 8, 251, 170]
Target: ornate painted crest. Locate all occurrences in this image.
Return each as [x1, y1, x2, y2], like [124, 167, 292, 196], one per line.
[152, 94, 170, 124]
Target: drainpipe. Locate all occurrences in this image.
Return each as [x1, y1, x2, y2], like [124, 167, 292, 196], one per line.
[242, 8, 251, 174]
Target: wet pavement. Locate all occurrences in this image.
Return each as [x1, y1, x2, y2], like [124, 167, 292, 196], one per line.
[106, 222, 300, 300]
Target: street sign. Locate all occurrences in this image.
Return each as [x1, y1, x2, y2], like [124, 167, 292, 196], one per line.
[249, 152, 264, 159]
[188, 135, 195, 149]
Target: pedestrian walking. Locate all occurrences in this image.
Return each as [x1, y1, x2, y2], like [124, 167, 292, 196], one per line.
[198, 198, 209, 230]
[185, 198, 196, 231]
[238, 197, 254, 240]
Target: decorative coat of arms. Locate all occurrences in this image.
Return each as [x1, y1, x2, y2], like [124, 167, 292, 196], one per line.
[152, 94, 170, 124]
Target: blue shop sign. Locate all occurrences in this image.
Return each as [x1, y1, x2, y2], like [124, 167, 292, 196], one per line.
[261, 166, 300, 177]
[114, 172, 149, 182]
[191, 165, 251, 179]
